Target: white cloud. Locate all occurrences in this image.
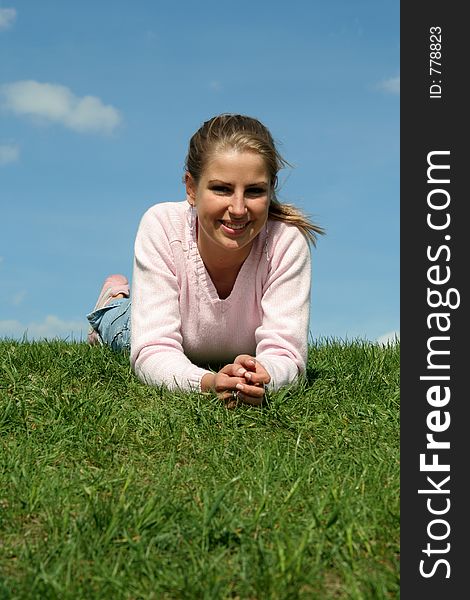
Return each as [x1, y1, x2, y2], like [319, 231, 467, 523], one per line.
[0, 8, 16, 30]
[0, 143, 19, 165]
[376, 330, 400, 346]
[0, 80, 122, 134]
[0, 315, 87, 341]
[376, 76, 400, 95]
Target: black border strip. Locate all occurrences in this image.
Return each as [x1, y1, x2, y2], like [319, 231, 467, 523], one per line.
[400, 2, 466, 596]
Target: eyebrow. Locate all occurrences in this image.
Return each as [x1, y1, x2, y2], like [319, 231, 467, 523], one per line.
[207, 179, 268, 186]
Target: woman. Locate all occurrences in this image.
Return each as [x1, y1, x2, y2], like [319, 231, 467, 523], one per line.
[87, 114, 323, 407]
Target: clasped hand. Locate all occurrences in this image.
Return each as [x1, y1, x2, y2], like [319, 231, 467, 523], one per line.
[210, 354, 271, 408]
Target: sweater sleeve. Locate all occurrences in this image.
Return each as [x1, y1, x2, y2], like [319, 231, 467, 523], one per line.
[130, 206, 211, 390]
[255, 224, 311, 389]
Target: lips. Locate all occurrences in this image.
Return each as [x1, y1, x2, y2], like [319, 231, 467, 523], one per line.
[219, 220, 249, 230]
[218, 220, 251, 238]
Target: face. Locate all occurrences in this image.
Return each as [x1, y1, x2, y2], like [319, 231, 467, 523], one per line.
[186, 150, 271, 262]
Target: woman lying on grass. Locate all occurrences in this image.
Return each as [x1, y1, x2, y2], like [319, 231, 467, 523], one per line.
[87, 114, 323, 407]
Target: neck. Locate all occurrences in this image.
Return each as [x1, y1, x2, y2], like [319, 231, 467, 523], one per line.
[198, 238, 252, 276]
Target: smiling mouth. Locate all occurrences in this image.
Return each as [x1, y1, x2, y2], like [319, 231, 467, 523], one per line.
[219, 220, 249, 230]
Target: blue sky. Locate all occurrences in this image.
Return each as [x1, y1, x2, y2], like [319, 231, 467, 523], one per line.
[0, 0, 399, 345]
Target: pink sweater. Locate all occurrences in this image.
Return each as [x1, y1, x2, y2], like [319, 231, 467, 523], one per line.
[130, 201, 311, 391]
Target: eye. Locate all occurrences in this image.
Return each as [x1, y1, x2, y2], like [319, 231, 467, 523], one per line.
[246, 187, 267, 197]
[210, 185, 231, 194]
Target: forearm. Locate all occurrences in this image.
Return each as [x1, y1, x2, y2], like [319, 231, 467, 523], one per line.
[255, 226, 311, 390]
[132, 347, 211, 391]
[254, 353, 303, 390]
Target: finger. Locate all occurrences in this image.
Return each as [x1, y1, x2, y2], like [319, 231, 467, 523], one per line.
[221, 390, 241, 410]
[236, 382, 265, 399]
[214, 376, 245, 393]
[221, 364, 250, 378]
[243, 371, 270, 385]
[235, 355, 257, 371]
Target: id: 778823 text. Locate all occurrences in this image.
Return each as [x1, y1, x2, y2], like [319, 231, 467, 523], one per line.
[429, 26, 442, 99]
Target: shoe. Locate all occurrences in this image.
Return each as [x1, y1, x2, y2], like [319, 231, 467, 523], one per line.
[87, 274, 130, 345]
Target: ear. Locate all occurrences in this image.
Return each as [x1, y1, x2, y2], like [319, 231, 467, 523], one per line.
[185, 172, 197, 206]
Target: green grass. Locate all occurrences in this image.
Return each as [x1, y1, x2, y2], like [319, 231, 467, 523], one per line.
[0, 339, 399, 599]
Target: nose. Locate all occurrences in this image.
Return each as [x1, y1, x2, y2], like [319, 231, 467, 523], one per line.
[229, 190, 247, 217]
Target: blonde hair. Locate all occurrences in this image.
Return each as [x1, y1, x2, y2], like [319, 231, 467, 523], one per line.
[184, 113, 325, 245]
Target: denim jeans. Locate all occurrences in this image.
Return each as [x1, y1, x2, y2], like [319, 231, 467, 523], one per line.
[86, 298, 131, 352]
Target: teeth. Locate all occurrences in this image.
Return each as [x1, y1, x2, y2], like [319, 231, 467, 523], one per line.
[222, 221, 247, 230]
